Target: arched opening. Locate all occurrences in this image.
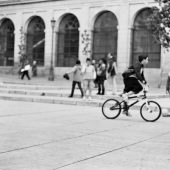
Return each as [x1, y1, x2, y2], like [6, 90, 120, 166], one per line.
[57, 14, 79, 67]
[92, 11, 118, 62]
[26, 16, 45, 66]
[0, 19, 15, 66]
[132, 8, 161, 68]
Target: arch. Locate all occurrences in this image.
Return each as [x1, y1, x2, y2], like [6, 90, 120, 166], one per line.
[0, 18, 15, 66]
[132, 8, 161, 68]
[91, 10, 119, 31]
[26, 16, 45, 66]
[92, 11, 118, 62]
[56, 14, 80, 67]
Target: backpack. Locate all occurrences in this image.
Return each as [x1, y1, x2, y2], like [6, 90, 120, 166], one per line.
[122, 68, 135, 79]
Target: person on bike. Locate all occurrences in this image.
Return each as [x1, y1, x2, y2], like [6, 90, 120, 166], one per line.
[122, 54, 149, 116]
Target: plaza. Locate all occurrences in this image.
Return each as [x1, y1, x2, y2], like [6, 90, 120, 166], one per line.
[0, 100, 170, 170]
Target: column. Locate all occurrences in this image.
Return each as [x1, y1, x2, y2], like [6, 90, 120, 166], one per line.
[116, 3, 130, 72]
[13, 12, 22, 67]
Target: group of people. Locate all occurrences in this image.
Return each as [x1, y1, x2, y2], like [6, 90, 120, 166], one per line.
[19, 60, 37, 80]
[65, 53, 118, 101]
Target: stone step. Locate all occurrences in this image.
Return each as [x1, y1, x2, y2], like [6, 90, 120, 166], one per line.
[0, 93, 169, 111]
[0, 88, 168, 101]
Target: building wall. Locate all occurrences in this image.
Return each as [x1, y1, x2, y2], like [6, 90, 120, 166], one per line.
[0, 0, 169, 85]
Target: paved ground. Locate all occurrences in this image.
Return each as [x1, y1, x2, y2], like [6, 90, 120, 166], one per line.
[0, 100, 170, 170]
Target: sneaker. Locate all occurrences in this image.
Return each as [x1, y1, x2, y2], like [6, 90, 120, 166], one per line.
[122, 110, 132, 117]
[83, 97, 87, 101]
[122, 93, 128, 102]
[88, 97, 93, 101]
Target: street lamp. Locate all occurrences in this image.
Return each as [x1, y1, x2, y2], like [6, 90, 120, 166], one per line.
[48, 18, 56, 81]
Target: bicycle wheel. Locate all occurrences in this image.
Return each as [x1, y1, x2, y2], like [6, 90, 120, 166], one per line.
[102, 99, 121, 119]
[140, 101, 162, 122]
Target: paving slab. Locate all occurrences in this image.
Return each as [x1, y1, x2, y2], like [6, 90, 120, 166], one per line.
[0, 100, 170, 170]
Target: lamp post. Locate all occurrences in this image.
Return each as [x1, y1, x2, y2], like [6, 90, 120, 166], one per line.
[48, 18, 56, 81]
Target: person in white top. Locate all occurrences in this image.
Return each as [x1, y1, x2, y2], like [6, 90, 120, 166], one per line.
[21, 60, 31, 80]
[82, 58, 96, 101]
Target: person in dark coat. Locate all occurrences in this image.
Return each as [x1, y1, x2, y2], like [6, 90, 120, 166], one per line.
[96, 59, 107, 95]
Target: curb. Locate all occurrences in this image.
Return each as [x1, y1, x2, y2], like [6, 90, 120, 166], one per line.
[0, 94, 169, 111]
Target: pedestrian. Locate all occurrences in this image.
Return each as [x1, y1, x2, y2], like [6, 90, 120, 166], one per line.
[107, 53, 117, 95]
[166, 72, 170, 95]
[32, 60, 37, 77]
[92, 60, 98, 88]
[66, 60, 84, 98]
[96, 58, 107, 95]
[21, 60, 31, 80]
[82, 58, 96, 101]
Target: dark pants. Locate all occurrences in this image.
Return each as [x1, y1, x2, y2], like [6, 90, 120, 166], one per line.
[70, 81, 84, 97]
[123, 77, 143, 94]
[97, 75, 106, 95]
[98, 81, 105, 94]
[21, 71, 31, 80]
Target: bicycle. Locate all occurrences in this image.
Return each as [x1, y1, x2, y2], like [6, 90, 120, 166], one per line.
[102, 85, 162, 122]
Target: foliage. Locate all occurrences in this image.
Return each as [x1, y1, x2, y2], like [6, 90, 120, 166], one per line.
[81, 30, 91, 56]
[149, 0, 170, 49]
[18, 27, 26, 65]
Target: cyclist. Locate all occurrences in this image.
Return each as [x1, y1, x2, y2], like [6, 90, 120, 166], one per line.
[122, 55, 149, 116]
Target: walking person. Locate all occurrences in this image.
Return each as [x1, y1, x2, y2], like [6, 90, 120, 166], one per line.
[107, 53, 117, 95]
[21, 60, 31, 80]
[82, 58, 96, 101]
[96, 58, 107, 95]
[66, 60, 84, 98]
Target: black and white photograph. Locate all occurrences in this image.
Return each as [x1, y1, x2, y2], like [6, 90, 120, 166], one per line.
[0, 0, 170, 169]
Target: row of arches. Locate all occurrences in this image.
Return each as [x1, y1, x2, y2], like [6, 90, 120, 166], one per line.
[0, 8, 161, 68]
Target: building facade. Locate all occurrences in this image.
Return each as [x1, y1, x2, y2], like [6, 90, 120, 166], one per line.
[0, 0, 169, 83]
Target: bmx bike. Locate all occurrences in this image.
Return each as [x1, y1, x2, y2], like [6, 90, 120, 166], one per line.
[102, 85, 162, 122]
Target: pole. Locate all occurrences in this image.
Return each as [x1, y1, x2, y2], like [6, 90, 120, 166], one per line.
[48, 26, 54, 81]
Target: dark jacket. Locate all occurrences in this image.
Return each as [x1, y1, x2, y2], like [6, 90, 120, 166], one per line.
[129, 63, 146, 83]
[166, 73, 170, 92]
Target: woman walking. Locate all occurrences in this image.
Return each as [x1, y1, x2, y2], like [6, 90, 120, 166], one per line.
[96, 59, 107, 95]
[66, 60, 84, 98]
[107, 53, 117, 95]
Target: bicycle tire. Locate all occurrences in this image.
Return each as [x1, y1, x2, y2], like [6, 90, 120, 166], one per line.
[140, 101, 162, 122]
[102, 99, 121, 119]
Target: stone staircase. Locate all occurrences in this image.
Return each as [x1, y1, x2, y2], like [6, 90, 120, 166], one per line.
[0, 82, 169, 110]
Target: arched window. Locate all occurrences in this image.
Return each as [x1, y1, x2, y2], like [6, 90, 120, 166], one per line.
[57, 14, 79, 67]
[27, 16, 45, 66]
[0, 19, 15, 66]
[93, 11, 118, 61]
[132, 9, 161, 68]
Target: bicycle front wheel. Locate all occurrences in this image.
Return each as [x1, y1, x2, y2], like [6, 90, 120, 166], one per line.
[140, 101, 162, 122]
[102, 99, 121, 119]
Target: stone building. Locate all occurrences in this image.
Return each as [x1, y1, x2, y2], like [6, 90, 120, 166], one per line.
[0, 0, 169, 84]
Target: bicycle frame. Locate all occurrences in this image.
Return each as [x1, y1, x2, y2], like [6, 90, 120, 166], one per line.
[119, 91, 148, 110]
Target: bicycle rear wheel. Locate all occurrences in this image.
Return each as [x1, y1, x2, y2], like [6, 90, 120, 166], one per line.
[102, 99, 121, 119]
[140, 101, 162, 122]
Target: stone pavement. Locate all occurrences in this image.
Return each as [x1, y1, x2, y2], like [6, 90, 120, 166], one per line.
[0, 100, 170, 170]
[0, 74, 170, 111]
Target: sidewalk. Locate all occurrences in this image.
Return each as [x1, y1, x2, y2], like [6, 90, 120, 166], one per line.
[0, 74, 167, 94]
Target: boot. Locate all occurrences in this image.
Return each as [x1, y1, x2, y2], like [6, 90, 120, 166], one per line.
[96, 87, 101, 95]
[101, 89, 105, 95]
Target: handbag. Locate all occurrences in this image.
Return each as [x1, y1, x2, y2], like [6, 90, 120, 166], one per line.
[63, 73, 70, 80]
[122, 69, 135, 78]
